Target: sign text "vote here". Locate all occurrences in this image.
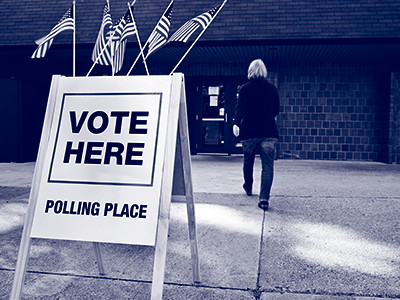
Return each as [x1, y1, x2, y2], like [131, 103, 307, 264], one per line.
[63, 110, 149, 166]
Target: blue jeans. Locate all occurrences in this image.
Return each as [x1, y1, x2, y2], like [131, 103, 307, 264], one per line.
[242, 138, 277, 200]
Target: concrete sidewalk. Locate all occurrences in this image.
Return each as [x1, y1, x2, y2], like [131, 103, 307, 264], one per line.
[1, 156, 400, 299]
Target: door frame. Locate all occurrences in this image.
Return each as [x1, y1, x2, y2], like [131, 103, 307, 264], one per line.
[194, 76, 247, 155]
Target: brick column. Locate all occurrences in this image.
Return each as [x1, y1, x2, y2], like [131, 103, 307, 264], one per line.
[389, 72, 400, 164]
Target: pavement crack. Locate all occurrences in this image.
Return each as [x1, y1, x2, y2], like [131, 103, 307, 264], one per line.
[253, 211, 267, 300]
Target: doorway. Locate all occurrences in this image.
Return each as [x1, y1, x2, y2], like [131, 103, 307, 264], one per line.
[194, 77, 246, 155]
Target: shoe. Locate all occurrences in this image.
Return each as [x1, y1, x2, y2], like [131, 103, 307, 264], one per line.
[258, 199, 269, 211]
[243, 184, 252, 196]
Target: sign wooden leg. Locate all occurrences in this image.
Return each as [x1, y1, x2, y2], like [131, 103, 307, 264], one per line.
[10, 236, 32, 300]
[150, 73, 181, 300]
[10, 75, 62, 300]
[92, 242, 105, 275]
[178, 84, 201, 284]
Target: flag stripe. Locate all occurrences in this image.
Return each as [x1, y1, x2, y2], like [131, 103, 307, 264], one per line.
[168, 20, 199, 42]
[157, 16, 171, 37]
[31, 20, 74, 58]
[121, 23, 136, 41]
[146, 2, 173, 58]
[113, 39, 126, 73]
[167, 4, 220, 43]
[193, 13, 213, 29]
[31, 6, 74, 59]
[32, 39, 54, 59]
[37, 20, 75, 45]
[147, 33, 164, 54]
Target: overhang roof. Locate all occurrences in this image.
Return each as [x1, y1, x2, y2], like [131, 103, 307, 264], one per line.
[148, 38, 400, 63]
[2, 38, 400, 64]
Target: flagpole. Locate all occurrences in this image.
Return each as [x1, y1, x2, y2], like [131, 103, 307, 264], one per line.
[126, 0, 174, 76]
[110, 0, 116, 76]
[169, 0, 227, 75]
[73, 0, 76, 77]
[128, 1, 149, 75]
[111, 39, 115, 76]
[126, 51, 143, 76]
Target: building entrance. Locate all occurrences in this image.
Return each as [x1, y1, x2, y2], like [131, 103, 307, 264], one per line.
[194, 78, 245, 155]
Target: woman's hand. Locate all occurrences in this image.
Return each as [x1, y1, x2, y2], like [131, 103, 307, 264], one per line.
[233, 125, 240, 137]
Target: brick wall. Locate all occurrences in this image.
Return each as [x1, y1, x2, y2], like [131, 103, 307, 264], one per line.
[389, 72, 400, 164]
[275, 61, 392, 162]
[177, 60, 398, 163]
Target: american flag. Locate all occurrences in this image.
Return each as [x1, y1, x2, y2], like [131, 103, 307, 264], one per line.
[168, 4, 220, 43]
[91, 2, 113, 65]
[146, 1, 174, 58]
[112, 4, 137, 73]
[31, 5, 75, 59]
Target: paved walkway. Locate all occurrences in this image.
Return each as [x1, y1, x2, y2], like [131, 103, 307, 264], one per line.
[1, 156, 400, 299]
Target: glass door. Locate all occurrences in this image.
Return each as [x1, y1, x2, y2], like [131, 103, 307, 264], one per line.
[197, 84, 228, 153]
[194, 77, 248, 155]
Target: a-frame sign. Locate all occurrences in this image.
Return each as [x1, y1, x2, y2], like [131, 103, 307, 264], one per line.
[11, 73, 200, 299]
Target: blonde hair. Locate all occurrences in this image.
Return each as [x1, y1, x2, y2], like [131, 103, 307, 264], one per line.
[247, 59, 268, 80]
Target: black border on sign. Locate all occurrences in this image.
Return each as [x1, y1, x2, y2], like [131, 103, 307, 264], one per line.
[47, 92, 163, 186]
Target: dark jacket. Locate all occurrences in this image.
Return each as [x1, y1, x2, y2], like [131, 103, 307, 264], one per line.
[234, 78, 280, 140]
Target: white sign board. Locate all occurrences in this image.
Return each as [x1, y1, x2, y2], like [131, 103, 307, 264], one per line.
[30, 76, 173, 246]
